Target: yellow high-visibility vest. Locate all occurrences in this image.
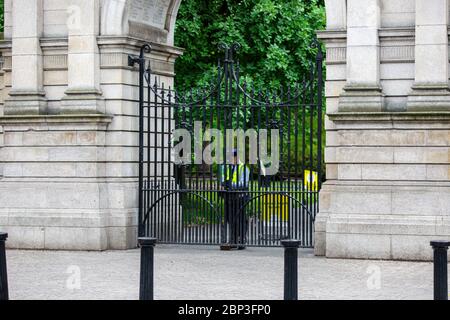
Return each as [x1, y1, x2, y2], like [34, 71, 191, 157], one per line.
[225, 164, 247, 184]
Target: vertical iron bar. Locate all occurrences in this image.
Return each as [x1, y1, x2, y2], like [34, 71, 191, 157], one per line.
[175, 94, 182, 243]
[264, 90, 270, 246]
[286, 87, 292, 241]
[316, 43, 324, 193]
[201, 89, 206, 244]
[137, 47, 146, 238]
[430, 241, 450, 300]
[193, 89, 199, 244]
[168, 88, 173, 242]
[243, 81, 249, 245]
[294, 83, 300, 242]
[216, 57, 222, 245]
[257, 89, 263, 246]
[182, 95, 188, 243]
[208, 86, 215, 244]
[161, 83, 167, 242]
[222, 48, 229, 245]
[250, 86, 257, 246]
[315, 45, 324, 244]
[205, 88, 214, 244]
[301, 80, 307, 247]
[153, 77, 160, 240]
[132, 45, 152, 237]
[234, 56, 242, 248]
[278, 88, 283, 243]
[144, 180, 148, 237]
[146, 73, 151, 237]
[189, 89, 194, 244]
[308, 62, 315, 247]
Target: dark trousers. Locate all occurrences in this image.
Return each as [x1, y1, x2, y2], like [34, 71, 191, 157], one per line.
[223, 191, 249, 245]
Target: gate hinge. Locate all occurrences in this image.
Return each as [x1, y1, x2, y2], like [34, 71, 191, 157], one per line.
[128, 55, 141, 67]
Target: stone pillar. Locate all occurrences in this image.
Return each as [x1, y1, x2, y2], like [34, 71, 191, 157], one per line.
[407, 0, 450, 110]
[61, 0, 105, 114]
[4, 0, 47, 115]
[0, 0, 183, 251]
[317, 0, 450, 261]
[324, 0, 346, 30]
[339, 0, 384, 111]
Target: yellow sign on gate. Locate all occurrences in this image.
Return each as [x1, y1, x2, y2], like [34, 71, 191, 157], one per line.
[304, 170, 319, 192]
[262, 194, 289, 222]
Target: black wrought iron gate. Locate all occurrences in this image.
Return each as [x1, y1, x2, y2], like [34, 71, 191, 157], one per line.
[129, 43, 323, 248]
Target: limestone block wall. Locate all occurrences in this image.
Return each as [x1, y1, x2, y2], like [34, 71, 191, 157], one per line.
[381, 0, 415, 28]
[2, 0, 11, 39]
[2, 0, 70, 38]
[0, 115, 113, 249]
[0, 0, 183, 250]
[44, 0, 70, 37]
[317, 113, 450, 260]
[318, 0, 450, 261]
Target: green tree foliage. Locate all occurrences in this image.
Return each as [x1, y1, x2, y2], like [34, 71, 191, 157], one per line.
[0, 0, 4, 34]
[174, 0, 325, 92]
[174, 0, 326, 180]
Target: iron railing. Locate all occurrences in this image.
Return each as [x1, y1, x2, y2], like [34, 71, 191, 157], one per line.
[130, 42, 324, 248]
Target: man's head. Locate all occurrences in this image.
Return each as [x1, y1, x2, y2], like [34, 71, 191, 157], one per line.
[232, 149, 238, 165]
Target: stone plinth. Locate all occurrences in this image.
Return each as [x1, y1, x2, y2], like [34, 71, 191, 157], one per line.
[315, 112, 450, 261]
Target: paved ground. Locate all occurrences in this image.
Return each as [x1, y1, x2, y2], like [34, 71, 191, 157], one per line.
[5, 245, 442, 300]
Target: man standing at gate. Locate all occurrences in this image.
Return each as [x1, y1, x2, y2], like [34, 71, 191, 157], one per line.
[220, 149, 251, 250]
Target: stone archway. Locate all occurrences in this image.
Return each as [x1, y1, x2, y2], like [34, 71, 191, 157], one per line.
[0, 0, 183, 250]
[101, 0, 182, 46]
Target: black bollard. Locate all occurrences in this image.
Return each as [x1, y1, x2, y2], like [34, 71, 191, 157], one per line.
[0, 233, 8, 301]
[281, 240, 300, 300]
[138, 237, 157, 300]
[430, 241, 450, 300]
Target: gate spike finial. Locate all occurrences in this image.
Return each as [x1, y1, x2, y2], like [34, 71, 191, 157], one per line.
[218, 42, 229, 52]
[231, 42, 241, 53]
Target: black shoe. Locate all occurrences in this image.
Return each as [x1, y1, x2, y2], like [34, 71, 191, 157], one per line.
[220, 244, 231, 251]
[237, 245, 246, 250]
[220, 244, 238, 251]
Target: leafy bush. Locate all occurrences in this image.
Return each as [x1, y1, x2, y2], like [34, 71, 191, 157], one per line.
[174, 0, 325, 92]
[0, 0, 4, 34]
[174, 0, 326, 179]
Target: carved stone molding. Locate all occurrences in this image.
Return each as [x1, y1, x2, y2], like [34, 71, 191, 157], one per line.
[43, 55, 68, 71]
[97, 36, 183, 76]
[381, 45, 415, 63]
[100, 52, 129, 68]
[326, 47, 346, 64]
[326, 45, 416, 64]
[1, 56, 12, 71]
[100, 51, 174, 76]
